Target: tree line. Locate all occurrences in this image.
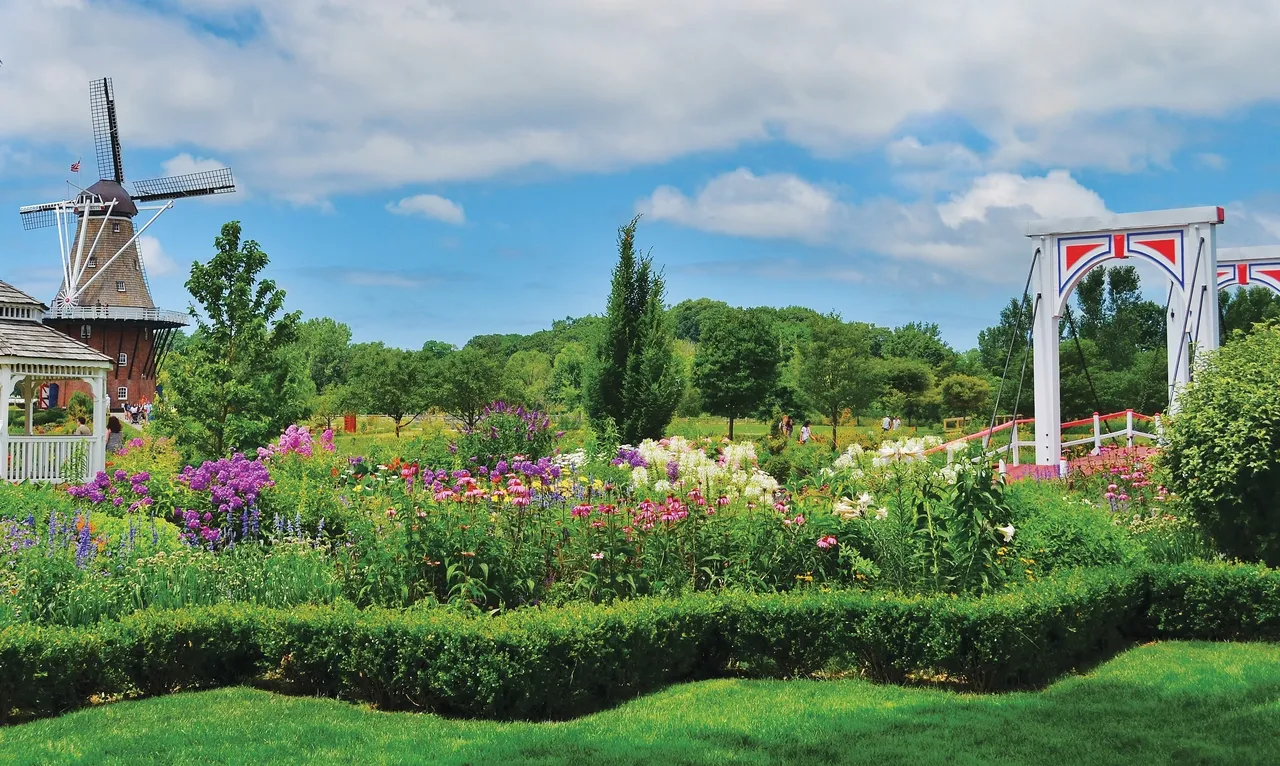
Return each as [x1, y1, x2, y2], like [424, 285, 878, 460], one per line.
[155, 220, 1280, 460]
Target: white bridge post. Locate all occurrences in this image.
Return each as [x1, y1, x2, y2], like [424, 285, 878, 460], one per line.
[1031, 240, 1062, 467]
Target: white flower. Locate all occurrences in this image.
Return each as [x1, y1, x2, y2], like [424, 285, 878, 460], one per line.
[874, 507, 888, 521]
[997, 524, 1016, 542]
[833, 497, 862, 520]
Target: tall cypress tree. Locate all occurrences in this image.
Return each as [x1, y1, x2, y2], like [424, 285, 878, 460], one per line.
[585, 216, 682, 443]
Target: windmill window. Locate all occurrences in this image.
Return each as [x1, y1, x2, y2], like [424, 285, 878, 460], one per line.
[87, 256, 97, 268]
[116, 281, 126, 292]
[117, 386, 128, 402]
[134, 258, 140, 270]
[80, 324, 91, 338]
[112, 223, 121, 233]
[118, 352, 128, 366]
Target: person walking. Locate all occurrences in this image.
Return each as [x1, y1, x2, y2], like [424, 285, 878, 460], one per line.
[881, 415, 891, 432]
[73, 417, 91, 436]
[783, 415, 794, 440]
[799, 421, 811, 444]
[106, 416, 123, 453]
[892, 416, 902, 431]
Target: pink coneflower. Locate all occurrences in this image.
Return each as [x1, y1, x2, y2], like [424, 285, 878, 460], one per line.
[816, 535, 837, 549]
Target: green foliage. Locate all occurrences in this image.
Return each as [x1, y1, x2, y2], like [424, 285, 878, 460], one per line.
[502, 350, 553, 408]
[584, 216, 682, 443]
[692, 307, 780, 440]
[797, 314, 882, 449]
[939, 374, 992, 417]
[436, 348, 505, 430]
[156, 221, 305, 461]
[346, 343, 433, 437]
[882, 358, 933, 425]
[1163, 324, 1280, 565]
[293, 317, 353, 392]
[550, 342, 588, 409]
[882, 322, 955, 371]
[1220, 286, 1280, 341]
[3, 564, 1280, 722]
[1007, 482, 1140, 574]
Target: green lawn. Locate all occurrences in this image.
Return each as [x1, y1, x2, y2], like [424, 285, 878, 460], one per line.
[2, 642, 1278, 764]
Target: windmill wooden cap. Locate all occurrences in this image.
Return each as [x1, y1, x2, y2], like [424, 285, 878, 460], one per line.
[79, 179, 137, 217]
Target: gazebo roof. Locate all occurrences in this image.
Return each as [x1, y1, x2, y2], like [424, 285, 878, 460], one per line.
[0, 279, 111, 365]
[0, 320, 113, 363]
[0, 281, 48, 309]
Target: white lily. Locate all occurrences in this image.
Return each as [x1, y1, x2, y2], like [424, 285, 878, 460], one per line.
[997, 524, 1016, 542]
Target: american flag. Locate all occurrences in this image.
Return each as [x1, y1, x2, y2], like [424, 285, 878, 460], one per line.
[70, 160, 81, 173]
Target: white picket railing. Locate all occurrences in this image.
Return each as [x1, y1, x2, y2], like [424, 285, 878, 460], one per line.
[4, 436, 96, 483]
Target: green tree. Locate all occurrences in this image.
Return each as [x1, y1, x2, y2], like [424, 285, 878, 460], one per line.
[583, 216, 682, 443]
[346, 343, 432, 437]
[939, 374, 992, 418]
[693, 307, 780, 439]
[798, 314, 883, 449]
[883, 358, 934, 426]
[156, 221, 303, 460]
[669, 298, 730, 342]
[294, 317, 352, 392]
[503, 350, 553, 408]
[1221, 286, 1280, 341]
[437, 347, 504, 430]
[883, 321, 955, 371]
[550, 342, 588, 409]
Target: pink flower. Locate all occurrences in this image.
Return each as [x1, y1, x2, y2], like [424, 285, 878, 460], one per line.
[591, 552, 604, 560]
[572, 504, 593, 519]
[385, 508, 397, 519]
[816, 535, 837, 549]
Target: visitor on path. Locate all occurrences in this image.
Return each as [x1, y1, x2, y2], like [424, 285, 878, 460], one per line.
[106, 416, 123, 453]
[892, 416, 902, 431]
[783, 415, 794, 440]
[143, 400, 152, 422]
[799, 421, 811, 444]
[881, 415, 891, 432]
[73, 417, 91, 436]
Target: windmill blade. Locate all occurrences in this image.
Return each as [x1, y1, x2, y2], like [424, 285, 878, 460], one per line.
[131, 167, 236, 202]
[18, 201, 62, 231]
[89, 77, 125, 182]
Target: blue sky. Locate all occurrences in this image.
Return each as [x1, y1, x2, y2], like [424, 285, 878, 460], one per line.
[2, 0, 1279, 351]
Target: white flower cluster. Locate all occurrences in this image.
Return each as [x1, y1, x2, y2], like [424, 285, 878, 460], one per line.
[825, 443, 866, 478]
[871, 436, 943, 467]
[627, 436, 779, 499]
[552, 449, 588, 472]
[833, 492, 875, 520]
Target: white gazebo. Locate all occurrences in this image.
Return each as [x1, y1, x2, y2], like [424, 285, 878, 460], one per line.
[0, 280, 112, 483]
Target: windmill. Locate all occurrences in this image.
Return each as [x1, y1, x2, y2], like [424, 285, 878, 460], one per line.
[16, 77, 236, 411]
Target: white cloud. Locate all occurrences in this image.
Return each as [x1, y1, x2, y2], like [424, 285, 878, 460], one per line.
[386, 194, 465, 225]
[645, 168, 1112, 282]
[137, 235, 179, 278]
[160, 153, 227, 177]
[937, 170, 1108, 228]
[1, 1, 1279, 196]
[1196, 152, 1228, 170]
[639, 169, 836, 241]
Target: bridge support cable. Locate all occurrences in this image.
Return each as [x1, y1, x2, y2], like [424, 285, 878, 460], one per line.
[987, 249, 1040, 436]
[1062, 304, 1104, 418]
[1006, 294, 1041, 458]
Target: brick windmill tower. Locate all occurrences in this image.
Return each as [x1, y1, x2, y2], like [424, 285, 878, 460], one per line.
[19, 77, 235, 411]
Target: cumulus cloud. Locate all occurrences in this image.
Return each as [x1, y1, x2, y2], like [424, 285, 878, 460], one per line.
[137, 235, 179, 277]
[0, 1, 1277, 196]
[639, 169, 837, 242]
[160, 153, 228, 177]
[386, 194, 466, 224]
[936, 170, 1108, 228]
[644, 168, 1113, 282]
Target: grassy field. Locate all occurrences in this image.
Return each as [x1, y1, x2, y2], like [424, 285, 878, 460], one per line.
[2, 642, 1278, 764]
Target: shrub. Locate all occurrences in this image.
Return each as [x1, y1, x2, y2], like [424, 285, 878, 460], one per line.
[1163, 324, 1280, 564]
[1008, 482, 1140, 574]
[4, 563, 1280, 722]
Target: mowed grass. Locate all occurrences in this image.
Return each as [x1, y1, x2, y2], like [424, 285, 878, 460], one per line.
[3, 642, 1279, 765]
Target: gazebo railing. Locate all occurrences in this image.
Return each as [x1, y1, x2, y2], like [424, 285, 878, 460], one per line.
[5, 436, 95, 483]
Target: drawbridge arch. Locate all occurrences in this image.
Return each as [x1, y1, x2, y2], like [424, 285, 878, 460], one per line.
[1025, 207, 1225, 467]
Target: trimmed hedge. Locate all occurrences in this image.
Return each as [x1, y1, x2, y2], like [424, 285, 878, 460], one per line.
[1, 563, 1278, 723]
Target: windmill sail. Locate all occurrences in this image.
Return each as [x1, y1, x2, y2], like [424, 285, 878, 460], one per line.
[18, 202, 61, 231]
[89, 77, 124, 183]
[131, 168, 235, 203]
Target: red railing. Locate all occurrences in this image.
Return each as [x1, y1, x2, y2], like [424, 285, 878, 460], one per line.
[925, 410, 1161, 457]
